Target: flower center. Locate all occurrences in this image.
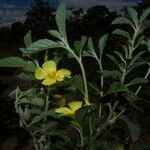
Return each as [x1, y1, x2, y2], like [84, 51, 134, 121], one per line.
[48, 72, 57, 79]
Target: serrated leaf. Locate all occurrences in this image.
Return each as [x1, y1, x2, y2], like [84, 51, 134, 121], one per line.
[0, 57, 37, 72]
[126, 78, 148, 87]
[48, 30, 62, 40]
[119, 115, 141, 142]
[127, 7, 139, 27]
[28, 110, 57, 127]
[112, 17, 135, 28]
[108, 82, 128, 94]
[24, 30, 32, 47]
[102, 70, 121, 80]
[21, 39, 61, 54]
[140, 7, 150, 23]
[56, 0, 67, 40]
[98, 34, 108, 59]
[113, 29, 131, 40]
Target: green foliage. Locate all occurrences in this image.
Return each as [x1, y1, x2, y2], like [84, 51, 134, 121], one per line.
[24, 30, 32, 47]
[0, 57, 37, 72]
[108, 82, 128, 94]
[21, 39, 61, 54]
[119, 115, 141, 142]
[56, 0, 67, 41]
[0, 2, 149, 150]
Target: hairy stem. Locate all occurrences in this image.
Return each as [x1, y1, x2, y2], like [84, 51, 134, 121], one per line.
[135, 65, 150, 95]
[94, 100, 119, 140]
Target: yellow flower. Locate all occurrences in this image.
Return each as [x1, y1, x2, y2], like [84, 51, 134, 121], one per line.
[35, 60, 71, 86]
[55, 101, 82, 117]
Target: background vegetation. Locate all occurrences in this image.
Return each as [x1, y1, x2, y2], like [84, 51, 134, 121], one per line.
[0, 0, 150, 149]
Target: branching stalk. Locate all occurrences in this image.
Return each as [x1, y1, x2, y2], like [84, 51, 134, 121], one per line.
[135, 65, 150, 95]
[94, 100, 119, 140]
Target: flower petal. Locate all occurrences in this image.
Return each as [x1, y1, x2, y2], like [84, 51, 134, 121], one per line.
[68, 101, 82, 114]
[42, 60, 57, 73]
[42, 78, 56, 86]
[35, 67, 48, 80]
[56, 69, 71, 81]
[55, 107, 73, 116]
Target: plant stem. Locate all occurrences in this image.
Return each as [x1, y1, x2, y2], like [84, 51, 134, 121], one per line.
[94, 100, 119, 140]
[79, 126, 84, 149]
[99, 59, 104, 97]
[79, 59, 89, 99]
[135, 65, 150, 95]
[44, 49, 49, 62]
[65, 45, 89, 99]
[73, 124, 84, 150]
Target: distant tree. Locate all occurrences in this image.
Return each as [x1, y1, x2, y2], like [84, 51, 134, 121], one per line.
[82, 5, 117, 37]
[24, 0, 55, 38]
[72, 8, 84, 19]
[11, 22, 25, 42]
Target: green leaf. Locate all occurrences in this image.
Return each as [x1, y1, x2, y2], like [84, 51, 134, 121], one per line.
[111, 17, 135, 28]
[21, 39, 61, 54]
[108, 82, 128, 94]
[113, 29, 131, 40]
[30, 98, 44, 106]
[127, 7, 139, 27]
[74, 41, 82, 56]
[34, 122, 57, 134]
[114, 51, 126, 64]
[28, 110, 57, 127]
[0, 57, 37, 72]
[119, 115, 141, 142]
[48, 30, 62, 40]
[74, 36, 87, 57]
[106, 54, 123, 71]
[24, 30, 32, 47]
[140, 7, 150, 23]
[140, 20, 150, 30]
[123, 91, 138, 102]
[129, 51, 145, 66]
[71, 75, 84, 92]
[75, 107, 88, 125]
[56, 0, 67, 40]
[127, 62, 147, 75]
[88, 82, 101, 94]
[121, 45, 129, 59]
[88, 37, 94, 50]
[81, 36, 87, 50]
[17, 72, 36, 81]
[102, 70, 121, 80]
[98, 34, 108, 59]
[126, 78, 148, 87]
[18, 97, 44, 106]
